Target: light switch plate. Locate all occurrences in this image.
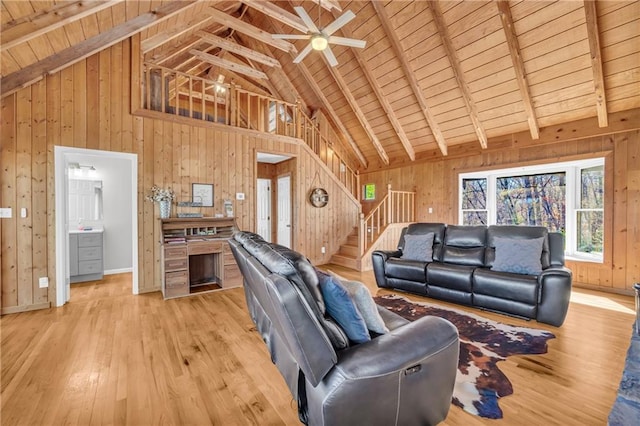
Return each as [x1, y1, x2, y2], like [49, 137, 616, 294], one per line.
[236, 192, 245, 200]
[0, 208, 12, 218]
[39, 277, 49, 288]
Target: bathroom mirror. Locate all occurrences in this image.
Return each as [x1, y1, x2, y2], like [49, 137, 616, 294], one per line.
[68, 179, 103, 223]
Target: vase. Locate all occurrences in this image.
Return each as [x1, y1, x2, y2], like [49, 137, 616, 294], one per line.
[159, 200, 171, 219]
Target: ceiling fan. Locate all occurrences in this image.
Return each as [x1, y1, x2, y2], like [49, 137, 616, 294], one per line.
[273, 5, 366, 66]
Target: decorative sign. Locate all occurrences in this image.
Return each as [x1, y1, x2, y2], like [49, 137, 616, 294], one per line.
[192, 183, 213, 207]
[309, 187, 329, 208]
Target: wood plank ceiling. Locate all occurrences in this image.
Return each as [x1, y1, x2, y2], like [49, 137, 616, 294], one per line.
[1, 0, 639, 172]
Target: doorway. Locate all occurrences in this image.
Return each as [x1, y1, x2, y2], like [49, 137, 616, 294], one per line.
[256, 152, 295, 247]
[54, 146, 138, 306]
[277, 175, 292, 248]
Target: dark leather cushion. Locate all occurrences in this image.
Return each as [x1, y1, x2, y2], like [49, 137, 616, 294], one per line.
[426, 263, 474, 292]
[441, 246, 485, 266]
[441, 225, 486, 266]
[385, 258, 428, 282]
[473, 268, 539, 304]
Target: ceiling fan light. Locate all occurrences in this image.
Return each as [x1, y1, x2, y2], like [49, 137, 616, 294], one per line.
[311, 35, 328, 51]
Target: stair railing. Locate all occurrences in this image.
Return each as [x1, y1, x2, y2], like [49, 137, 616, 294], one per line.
[359, 185, 416, 255]
[142, 62, 359, 198]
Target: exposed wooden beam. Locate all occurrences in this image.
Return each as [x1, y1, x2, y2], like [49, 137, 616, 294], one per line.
[322, 58, 389, 165]
[371, 1, 448, 156]
[197, 31, 281, 68]
[584, 0, 609, 127]
[1, 0, 202, 98]
[141, 16, 214, 54]
[332, 9, 414, 161]
[0, 0, 124, 52]
[242, 0, 308, 34]
[203, 6, 297, 54]
[190, 49, 268, 80]
[308, 0, 342, 12]
[427, 1, 488, 149]
[497, 1, 540, 139]
[234, 28, 309, 113]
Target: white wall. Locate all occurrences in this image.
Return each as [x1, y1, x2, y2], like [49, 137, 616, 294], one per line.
[67, 154, 133, 273]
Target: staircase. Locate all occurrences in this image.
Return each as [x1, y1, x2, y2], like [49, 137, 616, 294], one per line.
[330, 227, 360, 270]
[330, 186, 417, 270]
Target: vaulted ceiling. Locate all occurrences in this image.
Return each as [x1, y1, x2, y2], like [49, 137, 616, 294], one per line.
[2, 1, 639, 171]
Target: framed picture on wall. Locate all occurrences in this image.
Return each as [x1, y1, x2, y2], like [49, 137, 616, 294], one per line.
[192, 183, 213, 207]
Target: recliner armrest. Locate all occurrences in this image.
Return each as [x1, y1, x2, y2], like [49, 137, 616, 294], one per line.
[537, 266, 572, 327]
[372, 250, 402, 288]
[539, 265, 572, 280]
[336, 316, 458, 377]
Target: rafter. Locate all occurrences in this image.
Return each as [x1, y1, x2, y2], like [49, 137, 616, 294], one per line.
[331, 9, 414, 161]
[308, 0, 342, 12]
[190, 49, 268, 80]
[584, 0, 609, 127]
[0, 0, 124, 52]
[1, 0, 202, 98]
[427, 1, 488, 149]
[197, 31, 281, 68]
[371, 1, 448, 156]
[497, 1, 540, 139]
[322, 58, 389, 165]
[203, 6, 297, 54]
[242, 0, 308, 34]
[141, 15, 214, 54]
[234, 28, 308, 112]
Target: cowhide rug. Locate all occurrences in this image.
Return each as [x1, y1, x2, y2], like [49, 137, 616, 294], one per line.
[374, 294, 556, 419]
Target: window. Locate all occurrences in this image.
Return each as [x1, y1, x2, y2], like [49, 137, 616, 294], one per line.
[459, 158, 604, 262]
[363, 183, 376, 201]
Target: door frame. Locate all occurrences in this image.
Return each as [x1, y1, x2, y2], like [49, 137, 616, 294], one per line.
[54, 146, 139, 306]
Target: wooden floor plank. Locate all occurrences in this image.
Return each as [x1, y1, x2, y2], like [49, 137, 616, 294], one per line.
[1, 270, 635, 425]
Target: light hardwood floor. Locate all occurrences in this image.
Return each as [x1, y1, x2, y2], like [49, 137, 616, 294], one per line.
[1, 269, 635, 425]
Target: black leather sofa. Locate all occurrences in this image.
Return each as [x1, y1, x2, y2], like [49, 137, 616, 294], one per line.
[229, 231, 460, 426]
[372, 223, 572, 327]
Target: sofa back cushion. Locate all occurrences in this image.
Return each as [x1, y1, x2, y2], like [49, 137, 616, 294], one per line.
[441, 225, 487, 266]
[485, 225, 550, 269]
[401, 223, 446, 262]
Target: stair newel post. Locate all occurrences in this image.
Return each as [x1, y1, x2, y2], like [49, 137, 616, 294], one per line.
[359, 212, 365, 256]
[387, 184, 393, 225]
[295, 99, 302, 140]
[229, 82, 237, 127]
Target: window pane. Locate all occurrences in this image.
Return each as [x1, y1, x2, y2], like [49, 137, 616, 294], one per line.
[363, 184, 375, 200]
[496, 172, 566, 232]
[581, 165, 604, 209]
[463, 211, 487, 225]
[462, 178, 487, 209]
[577, 211, 604, 254]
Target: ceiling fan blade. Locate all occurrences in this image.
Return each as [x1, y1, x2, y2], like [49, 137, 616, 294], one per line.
[294, 6, 319, 33]
[328, 36, 366, 48]
[323, 10, 356, 36]
[322, 45, 339, 67]
[272, 34, 312, 40]
[293, 43, 314, 64]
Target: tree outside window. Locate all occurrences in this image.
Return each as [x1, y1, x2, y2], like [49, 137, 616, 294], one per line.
[363, 183, 376, 201]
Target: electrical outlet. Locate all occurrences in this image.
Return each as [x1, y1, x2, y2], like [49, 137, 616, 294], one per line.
[39, 277, 49, 288]
[0, 207, 12, 218]
[321, 246, 326, 254]
[21, 207, 27, 218]
[428, 207, 433, 214]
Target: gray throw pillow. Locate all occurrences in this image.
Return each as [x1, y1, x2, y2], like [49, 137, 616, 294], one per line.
[492, 237, 544, 275]
[401, 232, 435, 262]
[329, 272, 389, 334]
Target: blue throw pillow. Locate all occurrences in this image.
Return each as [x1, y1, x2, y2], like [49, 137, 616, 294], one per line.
[401, 232, 435, 262]
[316, 270, 371, 344]
[492, 237, 544, 275]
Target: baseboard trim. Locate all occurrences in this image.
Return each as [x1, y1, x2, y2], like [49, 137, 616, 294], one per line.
[104, 268, 133, 275]
[1, 302, 51, 315]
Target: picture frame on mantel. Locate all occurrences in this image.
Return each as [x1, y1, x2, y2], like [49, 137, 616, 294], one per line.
[192, 183, 213, 207]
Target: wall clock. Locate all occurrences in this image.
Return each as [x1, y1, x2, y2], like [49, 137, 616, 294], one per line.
[309, 187, 329, 208]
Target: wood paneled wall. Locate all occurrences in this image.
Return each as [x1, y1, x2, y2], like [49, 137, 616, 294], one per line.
[0, 39, 360, 314]
[360, 125, 640, 293]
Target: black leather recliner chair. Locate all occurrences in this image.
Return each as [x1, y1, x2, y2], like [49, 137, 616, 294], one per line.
[230, 231, 460, 425]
